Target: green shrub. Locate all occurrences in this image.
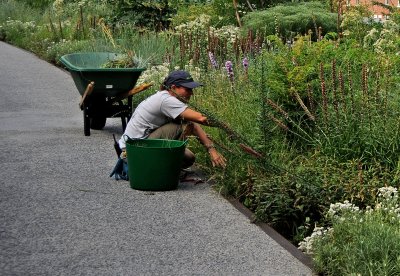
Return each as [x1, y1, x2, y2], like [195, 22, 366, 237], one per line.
[0, 19, 39, 47]
[242, 2, 337, 40]
[106, 0, 174, 31]
[15, 0, 52, 10]
[171, 3, 225, 28]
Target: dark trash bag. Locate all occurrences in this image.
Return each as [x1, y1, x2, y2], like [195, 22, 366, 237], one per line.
[109, 158, 129, 181]
[110, 134, 129, 181]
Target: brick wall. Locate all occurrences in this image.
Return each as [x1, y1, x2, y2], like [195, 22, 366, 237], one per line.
[347, 0, 400, 21]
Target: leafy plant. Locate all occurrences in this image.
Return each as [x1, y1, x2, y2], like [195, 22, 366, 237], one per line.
[340, 5, 375, 44]
[171, 2, 232, 28]
[301, 187, 400, 275]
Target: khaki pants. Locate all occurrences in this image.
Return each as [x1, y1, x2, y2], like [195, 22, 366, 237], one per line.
[148, 122, 195, 169]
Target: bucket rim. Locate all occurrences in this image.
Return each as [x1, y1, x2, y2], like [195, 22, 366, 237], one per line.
[126, 138, 188, 149]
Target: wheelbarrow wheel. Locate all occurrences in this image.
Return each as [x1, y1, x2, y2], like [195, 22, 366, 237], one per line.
[90, 117, 107, 130]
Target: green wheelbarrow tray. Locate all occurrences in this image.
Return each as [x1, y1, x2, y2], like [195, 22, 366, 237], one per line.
[60, 52, 146, 136]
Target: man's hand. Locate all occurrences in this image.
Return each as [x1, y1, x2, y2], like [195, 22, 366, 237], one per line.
[209, 148, 227, 168]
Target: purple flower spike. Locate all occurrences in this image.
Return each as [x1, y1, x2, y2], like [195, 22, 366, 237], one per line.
[208, 52, 218, 69]
[242, 57, 249, 69]
[225, 60, 234, 82]
[242, 57, 249, 79]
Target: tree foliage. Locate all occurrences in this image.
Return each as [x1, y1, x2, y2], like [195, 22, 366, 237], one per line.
[107, 0, 175, 30]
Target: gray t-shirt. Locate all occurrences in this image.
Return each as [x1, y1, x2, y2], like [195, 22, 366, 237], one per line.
[118, 90, 187, 149]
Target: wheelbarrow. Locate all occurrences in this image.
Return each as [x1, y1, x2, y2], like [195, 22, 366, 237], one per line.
[60, 52, 151, 136]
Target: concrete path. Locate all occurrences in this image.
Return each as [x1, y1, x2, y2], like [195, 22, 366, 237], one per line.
[0, 41, 313, 276]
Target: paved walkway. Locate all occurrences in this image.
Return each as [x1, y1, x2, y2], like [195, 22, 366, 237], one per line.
[0, 41, 313, 276]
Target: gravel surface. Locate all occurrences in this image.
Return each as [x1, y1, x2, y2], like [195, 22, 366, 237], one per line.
[0, 41, 313, 276]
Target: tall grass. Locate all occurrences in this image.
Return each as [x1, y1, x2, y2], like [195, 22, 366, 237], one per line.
[0, 0, 40, 22]
[260, 38, 400, 167]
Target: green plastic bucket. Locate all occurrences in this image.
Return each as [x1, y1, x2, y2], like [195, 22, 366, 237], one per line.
[126, 139, 187, 191]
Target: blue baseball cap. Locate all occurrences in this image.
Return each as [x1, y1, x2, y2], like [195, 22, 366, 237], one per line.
[164, 70, 203, 89]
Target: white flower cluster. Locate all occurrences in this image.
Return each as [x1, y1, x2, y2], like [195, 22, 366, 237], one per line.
[3, 19, 37, 31]
[77, 0, 87, 7]
[174, 14, 211, 33]
[377, 186, 400, 221]
[45, 38, 72, 53]
[363, 20, 400, 55]
[136, 63, 170, 86]
[184, 61, 201, 81]
[378, 186, 398, 200]
[363, 28, 380, 46]
[174, 14, 240, 43]
[299, 186, 400, 254]
[298, 226, 333, 255]
[52, 0, 64, 15]
[52, 0, 110, 18]
[210, 25, 240, 44]
[327, 200, 360, 218]
[136, 62, 202, 89]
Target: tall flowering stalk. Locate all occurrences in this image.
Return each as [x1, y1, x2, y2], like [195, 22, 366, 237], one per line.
[266, 99, 289, 119]
[225, 60, 234, 83]
[242, 57, 249, 79]
[347, 62, 355, 114]
[320, 62, 328, 125]
[179, 32, 186, 66]
[274, 15, 279, 36]
[208, 51, 218, 69]
[331, 59, 339, 121]
[267, 114, 289, 131]
[361, 64, 369, 126]
[307, 83, 315, 115]
[374, 71, 380, 105]
[293, 90, 315, 121]
[266, 98, 313, 143]
[339, 70, 346, 112]
[362, 64, 369, 104]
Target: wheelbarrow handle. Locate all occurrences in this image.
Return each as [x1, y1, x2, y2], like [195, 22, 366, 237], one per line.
[79, 81, 95, 110]
[110, 83, 153, 103]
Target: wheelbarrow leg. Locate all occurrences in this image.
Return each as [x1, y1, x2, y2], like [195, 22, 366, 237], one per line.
[80, 82, 95, 136]
[116, 97, 130, 132]
[83, 104, 91, 136]
[121, 117, 127, 131]
[121, 95, 133, 132]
